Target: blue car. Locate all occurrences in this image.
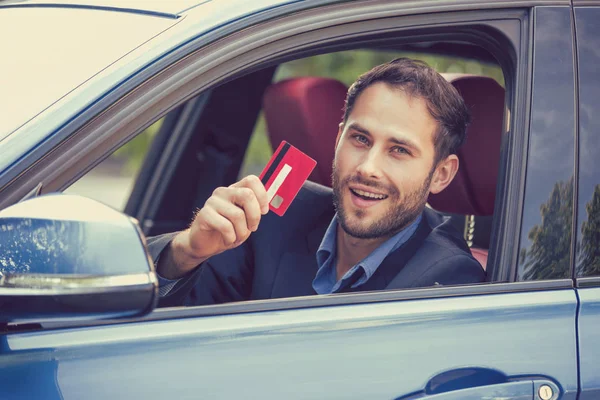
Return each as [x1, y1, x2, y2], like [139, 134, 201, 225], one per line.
[0, 0, 599, 399]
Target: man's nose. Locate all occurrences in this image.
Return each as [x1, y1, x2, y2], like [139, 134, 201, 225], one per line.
[356, 149, 382, 179]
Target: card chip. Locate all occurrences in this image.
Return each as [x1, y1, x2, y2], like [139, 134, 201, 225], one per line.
[271, 195, 284, 209]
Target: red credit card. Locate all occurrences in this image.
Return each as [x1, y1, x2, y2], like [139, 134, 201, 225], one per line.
[259, 141, 317, 216]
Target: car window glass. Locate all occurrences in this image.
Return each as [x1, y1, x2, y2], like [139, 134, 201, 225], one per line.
[516, 8, 575, 281]
[574, 7, 600, 278]
[65, 119, 163, 211]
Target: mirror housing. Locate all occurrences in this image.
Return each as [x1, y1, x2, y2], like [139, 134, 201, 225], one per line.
[0, 194, 158, 323]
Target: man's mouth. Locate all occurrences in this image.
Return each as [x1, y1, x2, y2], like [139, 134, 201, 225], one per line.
[349, 188, 388, 201]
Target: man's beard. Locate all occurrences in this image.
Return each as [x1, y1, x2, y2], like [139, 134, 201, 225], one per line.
[332, 167, 433, 239]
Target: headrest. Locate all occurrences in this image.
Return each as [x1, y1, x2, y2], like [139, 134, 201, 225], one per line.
[427, 74, 505, 216]
[263, 77, 348, 187]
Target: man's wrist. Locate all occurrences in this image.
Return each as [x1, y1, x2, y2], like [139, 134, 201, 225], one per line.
[157, 230, 208, 279]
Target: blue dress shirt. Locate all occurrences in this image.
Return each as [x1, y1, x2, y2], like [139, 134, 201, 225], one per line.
[312, 213, 422, 295]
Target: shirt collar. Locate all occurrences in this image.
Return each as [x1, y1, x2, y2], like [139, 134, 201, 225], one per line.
[316, 214, 339, 267]
[316, 213, 422, 284]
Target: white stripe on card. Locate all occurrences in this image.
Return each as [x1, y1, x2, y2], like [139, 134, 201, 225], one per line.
[266, 163, 292, 202]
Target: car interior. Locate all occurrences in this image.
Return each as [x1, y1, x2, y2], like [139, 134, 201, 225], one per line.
[67, 39, 508, 289]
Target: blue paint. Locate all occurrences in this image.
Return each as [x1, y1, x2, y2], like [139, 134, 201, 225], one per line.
[576, 288, 600, 400]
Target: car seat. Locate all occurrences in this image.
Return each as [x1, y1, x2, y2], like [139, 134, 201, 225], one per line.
[427, 74, 505, 268]
[262, 77, 348, 187]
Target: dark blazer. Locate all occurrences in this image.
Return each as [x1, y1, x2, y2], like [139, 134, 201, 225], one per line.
[148, 181, 486, 307]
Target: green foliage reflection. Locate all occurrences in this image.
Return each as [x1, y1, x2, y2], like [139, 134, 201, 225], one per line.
[520, 179, 573, 280]
[520, 180, 600, 280]
[579, 185, 600, 276]
[113, 118, 164, 174]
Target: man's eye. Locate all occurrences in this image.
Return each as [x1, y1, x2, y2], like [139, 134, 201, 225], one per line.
[353, 135, 369, 145]
[392, 146, 410, 155]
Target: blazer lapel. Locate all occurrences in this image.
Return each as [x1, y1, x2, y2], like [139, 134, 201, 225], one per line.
[270, 218, 329, 299]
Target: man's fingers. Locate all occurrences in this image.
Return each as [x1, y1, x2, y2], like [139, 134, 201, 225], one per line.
[199, 207, 237, 246]
[232, 175, 269, 214]
[212, 186, 262, 231]
[185, 178, 268, 262]
[230, 187, 262, 231]
[207, 197, 251, 242]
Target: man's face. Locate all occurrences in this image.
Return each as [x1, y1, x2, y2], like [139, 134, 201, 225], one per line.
[332, 82, 439, 239]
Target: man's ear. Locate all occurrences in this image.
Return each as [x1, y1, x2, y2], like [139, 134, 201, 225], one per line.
[335, 123, 344, 149]
[429, 154, 459, 195]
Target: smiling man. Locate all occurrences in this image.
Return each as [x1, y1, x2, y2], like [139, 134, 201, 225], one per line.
[150, 58, 485, 307]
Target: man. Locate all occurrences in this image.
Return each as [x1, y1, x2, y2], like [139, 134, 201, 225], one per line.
[149, 58, 485, 307]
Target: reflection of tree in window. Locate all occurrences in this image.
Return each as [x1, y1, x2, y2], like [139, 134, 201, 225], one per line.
[520, 179, 573, 280]
[578, 184, 600, 277]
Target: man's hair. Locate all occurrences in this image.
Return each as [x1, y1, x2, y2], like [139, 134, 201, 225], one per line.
[343, 58, 471, 164]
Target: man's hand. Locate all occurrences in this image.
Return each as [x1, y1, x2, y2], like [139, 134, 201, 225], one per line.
[158, 175, 269, 279]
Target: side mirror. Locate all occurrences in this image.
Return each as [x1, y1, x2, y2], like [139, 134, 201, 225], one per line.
[0, 194, 157, 323]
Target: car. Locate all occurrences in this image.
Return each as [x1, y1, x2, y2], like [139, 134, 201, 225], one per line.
[0, 0, 599, 398]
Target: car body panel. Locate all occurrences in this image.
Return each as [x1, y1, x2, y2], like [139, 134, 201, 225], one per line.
[0, 290, 578, 399]
[577, 288, 600, 400]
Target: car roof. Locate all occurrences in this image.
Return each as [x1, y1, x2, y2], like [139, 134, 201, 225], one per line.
[0, 0, 209, 17]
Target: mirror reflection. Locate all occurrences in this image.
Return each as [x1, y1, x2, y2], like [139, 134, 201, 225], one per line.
[0, 195, 152, 277]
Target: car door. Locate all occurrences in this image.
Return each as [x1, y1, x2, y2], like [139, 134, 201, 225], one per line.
[573, 3, 600, 400]
[0, 2, 581, 399]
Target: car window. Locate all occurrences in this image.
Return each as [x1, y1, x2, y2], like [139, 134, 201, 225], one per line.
[516, 8, 576, 281]
[67, 42, 508, 274]
[68, 29, 517, 300]
[574, 7, 600, 278]
[65, 119, 163, 210]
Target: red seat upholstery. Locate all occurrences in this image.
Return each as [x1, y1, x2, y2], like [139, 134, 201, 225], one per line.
[262, 77, 348, 187]
[427, 74, 504, 216]
[470, 247, 490, 268]
[263, 74, 505, 270]
[428, 74, 505, 269]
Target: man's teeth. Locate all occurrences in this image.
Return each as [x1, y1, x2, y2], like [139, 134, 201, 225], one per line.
[352, 189, 387, 200]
